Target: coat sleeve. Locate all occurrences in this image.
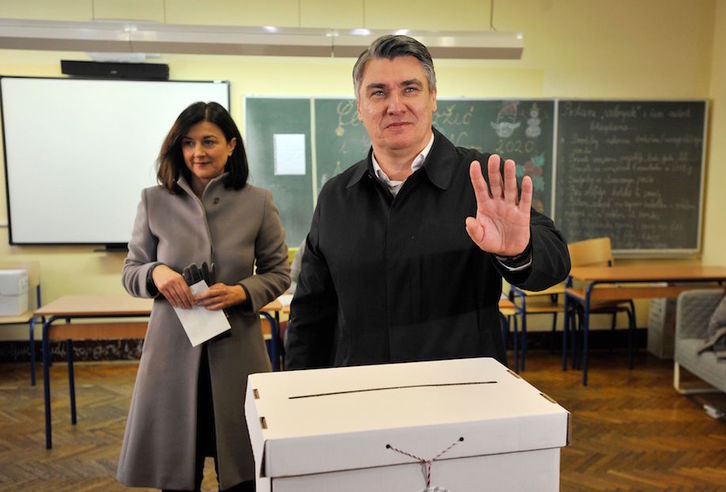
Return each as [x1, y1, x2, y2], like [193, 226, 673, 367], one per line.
[284, 201, 338, 370]
[122, 189, 161, 298]
[496, 208, 571, 291]
[238, 189, 291, 312]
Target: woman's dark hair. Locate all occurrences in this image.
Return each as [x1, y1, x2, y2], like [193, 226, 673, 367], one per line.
[157, 101, 249, 193]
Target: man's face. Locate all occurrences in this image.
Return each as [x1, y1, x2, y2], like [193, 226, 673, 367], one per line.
[356, 56, 437, 159]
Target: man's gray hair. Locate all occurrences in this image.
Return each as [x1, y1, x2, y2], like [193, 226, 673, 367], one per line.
[352, 35, 437, 99]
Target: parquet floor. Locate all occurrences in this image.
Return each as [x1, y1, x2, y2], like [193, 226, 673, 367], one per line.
[0, 350, 725, 491]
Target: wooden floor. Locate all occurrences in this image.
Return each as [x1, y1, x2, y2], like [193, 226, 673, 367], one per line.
[0, 350, 725, 491]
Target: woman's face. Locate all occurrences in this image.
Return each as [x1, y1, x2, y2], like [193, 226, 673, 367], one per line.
[181, 120, 236, 185]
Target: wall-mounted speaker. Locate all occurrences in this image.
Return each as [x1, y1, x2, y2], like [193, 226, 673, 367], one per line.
[60, 60, 169, 80]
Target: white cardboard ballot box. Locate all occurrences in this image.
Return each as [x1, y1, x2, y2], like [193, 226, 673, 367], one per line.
[0, 269, 29, 316]
[245, 357, 570, 492]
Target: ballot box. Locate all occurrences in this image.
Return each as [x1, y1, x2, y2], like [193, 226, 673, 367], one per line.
[245, 357, 570, 492]
[0, 269, 28, 316]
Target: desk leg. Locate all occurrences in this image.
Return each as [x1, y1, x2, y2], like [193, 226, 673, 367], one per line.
[627, 300, 636, 370]
[562, 293, 569, 371]
[30, 316, 37, 386]
[582, 288, 593, 386]
[42, 317, 56, 449]
[67, 339, 77, 425]
[275, 311, 283, 371]
[262, 313, 279, 372]
[576, 308, 585, 369]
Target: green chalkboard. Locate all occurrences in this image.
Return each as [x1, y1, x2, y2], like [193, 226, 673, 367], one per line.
[245, 98, 313, 246]
[312, 98, 370, 196]
[245, 96, 555, 246]
[432, 99, 555, 214]
[245, 97, 707, 255]
[555, 100, 706, 254]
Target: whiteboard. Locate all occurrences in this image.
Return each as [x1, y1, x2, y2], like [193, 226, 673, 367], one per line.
[1, 77, 229, 245]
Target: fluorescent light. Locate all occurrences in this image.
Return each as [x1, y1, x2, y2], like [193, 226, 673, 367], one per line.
[0, 19, 524, 59]
[332, 29, 523, 59]
[349, 28, 372, 36]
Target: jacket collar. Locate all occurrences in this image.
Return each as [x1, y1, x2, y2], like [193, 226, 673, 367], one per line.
[176, 172, 228, 198]
[347, 128, 457, 190]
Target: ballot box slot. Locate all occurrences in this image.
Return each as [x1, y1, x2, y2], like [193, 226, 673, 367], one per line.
[288, 380, 498, 400]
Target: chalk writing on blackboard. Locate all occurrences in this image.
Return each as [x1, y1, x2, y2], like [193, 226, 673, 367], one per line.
[555, 100, 705, 252]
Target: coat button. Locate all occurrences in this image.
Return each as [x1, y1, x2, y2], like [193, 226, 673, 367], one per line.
[213, 197, 220, 205]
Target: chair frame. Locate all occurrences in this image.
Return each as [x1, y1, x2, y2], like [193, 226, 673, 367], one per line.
[509, 237, 636, 375]
[562, 237, 637, 384]
[508, 284, 565, 371]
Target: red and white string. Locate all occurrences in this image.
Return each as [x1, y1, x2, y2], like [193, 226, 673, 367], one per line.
[386, 437, 464, 488]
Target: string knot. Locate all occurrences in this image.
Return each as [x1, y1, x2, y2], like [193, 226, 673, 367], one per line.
[385, 437, 464, 488]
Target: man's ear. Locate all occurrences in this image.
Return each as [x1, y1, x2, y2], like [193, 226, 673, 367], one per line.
[356, 98, 363, 121]
[431, 86, 437, 113]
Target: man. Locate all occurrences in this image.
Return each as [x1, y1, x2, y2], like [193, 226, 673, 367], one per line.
[285, 35, 570, 370]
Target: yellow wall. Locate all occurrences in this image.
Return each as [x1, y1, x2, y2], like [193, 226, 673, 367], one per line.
[1, 0, 724, 339]
[704, 0, 726, 265]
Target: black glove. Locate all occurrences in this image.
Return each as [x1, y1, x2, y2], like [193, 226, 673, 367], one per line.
[201, 261, 216, 284]
[182, 262, 216, 286]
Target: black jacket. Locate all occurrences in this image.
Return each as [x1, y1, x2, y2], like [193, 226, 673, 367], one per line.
[285, 129, 570, 369]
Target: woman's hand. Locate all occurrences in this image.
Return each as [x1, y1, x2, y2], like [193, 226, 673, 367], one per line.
[195, 283, 247, 310]
[151, 264, 195, 309]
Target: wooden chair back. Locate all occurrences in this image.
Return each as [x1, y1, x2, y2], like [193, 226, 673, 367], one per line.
[567, 237, 614, 268]
[0, 261, 41, 311]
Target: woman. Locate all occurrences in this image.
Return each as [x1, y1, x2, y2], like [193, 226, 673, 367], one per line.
[117, 101, 290, 491]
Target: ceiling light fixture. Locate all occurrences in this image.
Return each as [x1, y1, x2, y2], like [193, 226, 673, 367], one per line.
[0, 18, 524, 59]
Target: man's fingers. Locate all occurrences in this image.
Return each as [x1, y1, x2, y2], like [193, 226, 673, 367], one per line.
[519, 175, 533, 211]
[465, 216, 484, 244]
[487, 155, 503, 199]
[469, 161, 490, 206]
[503, 159, 518, 203]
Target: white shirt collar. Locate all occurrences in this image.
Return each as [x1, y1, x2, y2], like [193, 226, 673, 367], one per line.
[372, 133, 435, 194]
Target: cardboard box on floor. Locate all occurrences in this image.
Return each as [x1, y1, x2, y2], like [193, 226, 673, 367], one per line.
[245, 357, 570, 492]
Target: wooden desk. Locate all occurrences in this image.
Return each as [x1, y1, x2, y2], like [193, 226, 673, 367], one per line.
[35, 294, 282, 449]
[564, 265, 726, 386]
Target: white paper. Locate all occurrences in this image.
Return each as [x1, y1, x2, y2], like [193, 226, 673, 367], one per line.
[273, 133, 306, 175]
[277, 293, 294, 308]
[173, 280, 231, 346]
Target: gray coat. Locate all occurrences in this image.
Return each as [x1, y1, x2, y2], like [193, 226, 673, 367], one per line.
[117, 175, 290, 490]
